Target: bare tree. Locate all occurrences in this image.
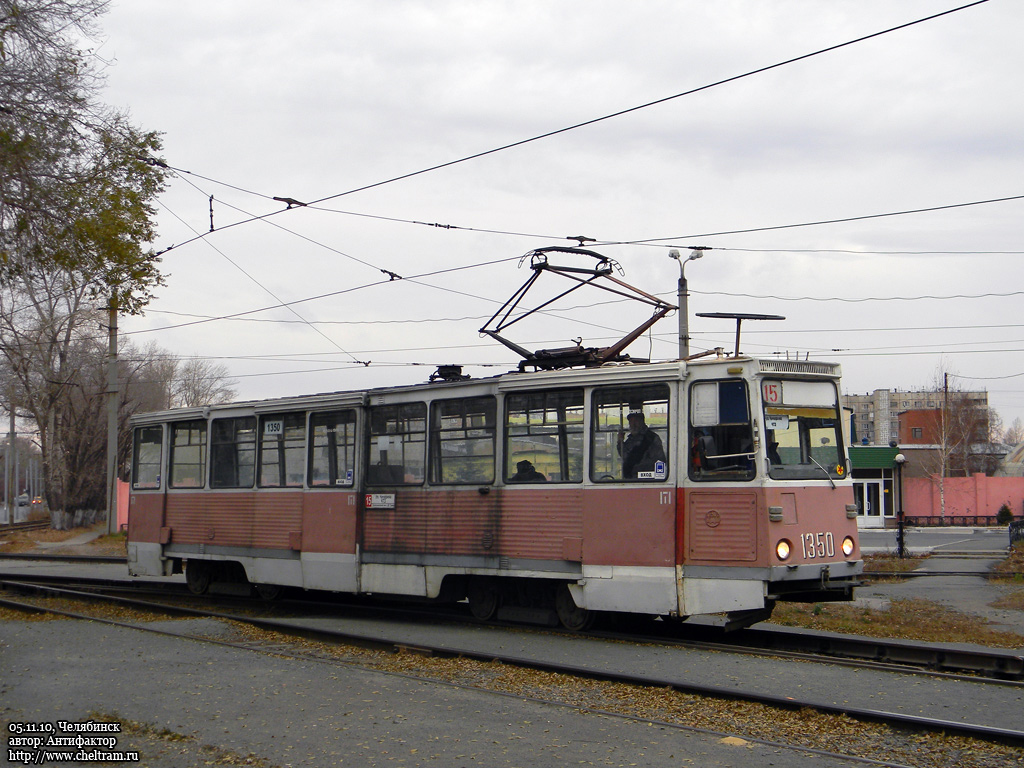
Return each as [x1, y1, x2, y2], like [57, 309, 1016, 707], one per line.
[915, 368, 992, 519]
[1004, 417, 1024, 447]
[0, 273, 99, 511]
[122, 340, 177, 412]
[121, 347, 237, 411]
[171, 357, 238, 409]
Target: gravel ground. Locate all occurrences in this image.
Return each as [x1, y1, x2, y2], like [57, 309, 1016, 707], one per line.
[2, 615, 874, 768]
[1, 604, 1022, 767]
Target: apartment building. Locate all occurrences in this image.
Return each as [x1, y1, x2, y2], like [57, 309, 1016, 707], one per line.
[842, 388, 988, 446]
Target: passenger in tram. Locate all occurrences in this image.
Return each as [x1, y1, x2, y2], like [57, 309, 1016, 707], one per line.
[619, 410, 666, 479]
[766, 430, 782, 465]
[510, 459, 547, 482]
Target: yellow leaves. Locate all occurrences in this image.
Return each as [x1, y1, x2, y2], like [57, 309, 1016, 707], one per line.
[770, 597, 1024, 648]
[719, 736, 750, 747]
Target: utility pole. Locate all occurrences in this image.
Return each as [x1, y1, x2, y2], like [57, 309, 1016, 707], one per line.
[669, 247, 708, 359]
[939, 372, 949, 521]
[106, 297, 119, 535]
[4, 408, 12, 523]
[13, 424, 19, 516]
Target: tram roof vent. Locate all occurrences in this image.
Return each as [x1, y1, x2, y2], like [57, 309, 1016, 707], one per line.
[759, 360, 840, 376]
[429, 364, 471, 383]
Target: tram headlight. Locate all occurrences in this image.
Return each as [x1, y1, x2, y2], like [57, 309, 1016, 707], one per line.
[842, 536, 855, 557]
[776, 539, 792, 561]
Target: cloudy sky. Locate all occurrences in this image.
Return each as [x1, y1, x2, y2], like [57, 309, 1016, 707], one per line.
[95, 0, 1023, 431]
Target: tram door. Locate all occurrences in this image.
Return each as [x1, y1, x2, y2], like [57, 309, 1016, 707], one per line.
[853, 480, 884, 528]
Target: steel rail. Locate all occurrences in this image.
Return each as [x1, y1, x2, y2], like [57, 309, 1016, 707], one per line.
[0, 552, 127, 564]
[660, 622, 1024, 680]
[2, 579, 1023, 748]
[0, 520, 51, 533]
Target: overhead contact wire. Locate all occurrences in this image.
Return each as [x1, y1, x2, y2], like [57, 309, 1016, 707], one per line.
[153, 0, 990, 255]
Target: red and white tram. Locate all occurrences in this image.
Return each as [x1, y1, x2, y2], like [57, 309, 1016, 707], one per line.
[127, 354, 861, 630]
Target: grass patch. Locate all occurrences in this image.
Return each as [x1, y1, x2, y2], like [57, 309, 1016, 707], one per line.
[991, 541, 1024, 582]
[769, 597, 1024, 648]
[0, 526, 75, 553]
[0, 522, 125, 556]
[863, 552, 926, 573]
[862, 552, 927, 577]
[91, 531, 127, 555]
[991, 591, 1024, 611]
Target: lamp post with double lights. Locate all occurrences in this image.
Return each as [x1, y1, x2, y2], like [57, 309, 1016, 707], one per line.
[668, 247, 708, 359]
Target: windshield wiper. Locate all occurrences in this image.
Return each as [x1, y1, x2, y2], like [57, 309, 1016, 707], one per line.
[807, 455, 836, 489]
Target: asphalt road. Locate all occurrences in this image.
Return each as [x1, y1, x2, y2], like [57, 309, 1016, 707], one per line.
[859, 526, 1012, 558]
[857, 526, 1024, 634]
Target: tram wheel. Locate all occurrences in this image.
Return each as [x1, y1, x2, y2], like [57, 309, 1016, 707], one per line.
[467, 577, 501, 621]
[254, 583, 284, 601]
[555, 583, 595, 631]
[185, 560, 211, 595]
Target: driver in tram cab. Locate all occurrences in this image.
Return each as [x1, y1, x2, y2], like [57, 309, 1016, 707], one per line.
[618, 409, 666, 479]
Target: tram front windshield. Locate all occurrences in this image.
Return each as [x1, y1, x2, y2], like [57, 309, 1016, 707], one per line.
[762, 379, 846, 481]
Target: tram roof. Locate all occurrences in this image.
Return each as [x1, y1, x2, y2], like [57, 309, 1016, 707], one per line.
[130, 355, 840, 425]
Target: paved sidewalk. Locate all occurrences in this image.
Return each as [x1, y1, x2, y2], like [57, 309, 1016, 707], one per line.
[33, 529, 104, 548]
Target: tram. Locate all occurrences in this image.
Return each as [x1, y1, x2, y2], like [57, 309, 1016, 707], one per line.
[127, 352, 861, 630]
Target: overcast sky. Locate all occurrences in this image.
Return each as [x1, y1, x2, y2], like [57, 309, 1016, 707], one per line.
[96, 0, 1024, 432]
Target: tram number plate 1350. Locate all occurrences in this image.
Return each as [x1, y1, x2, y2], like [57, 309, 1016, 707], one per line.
[800, 531, 835, 559]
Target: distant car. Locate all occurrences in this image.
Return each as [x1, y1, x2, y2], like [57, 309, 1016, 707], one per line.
[30, 497, 43, 508]
[15, 494, 29, 507]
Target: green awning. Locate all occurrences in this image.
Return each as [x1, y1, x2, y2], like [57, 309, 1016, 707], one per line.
[848, 445, 900, 469]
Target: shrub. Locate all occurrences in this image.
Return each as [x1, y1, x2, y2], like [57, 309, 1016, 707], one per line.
[997, 503, 1014, 525]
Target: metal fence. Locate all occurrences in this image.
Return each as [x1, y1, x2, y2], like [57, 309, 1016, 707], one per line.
[904, 515, 1014, 527]
[1010, 520, 1024, 546]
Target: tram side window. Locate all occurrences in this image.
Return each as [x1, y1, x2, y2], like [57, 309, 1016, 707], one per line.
[132, 426, 163, 489]
[689, 380, 755, 482]
[170, 420, 207, 488]
[210, 416, 257, 488]
[429, 396, 496, 485]
[309, 410, 357, 487]
[367, 402, 426, 485]
[259, 413, 306, 488]
[505, 389, 584, 483]
[592, 384, 669, 482]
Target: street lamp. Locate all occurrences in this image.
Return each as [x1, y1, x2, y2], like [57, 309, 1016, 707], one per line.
[894, 453, 907, 558]
[668, 247, 707, 359]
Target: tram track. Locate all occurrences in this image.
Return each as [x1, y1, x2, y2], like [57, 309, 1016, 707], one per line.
[0, 551, 127, 564]
[0, 519, 51, 533]
[3, 570, 1023, 681]
[630, 621, 1024, 681]
[2, 575, 1023, 753]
